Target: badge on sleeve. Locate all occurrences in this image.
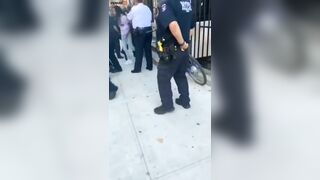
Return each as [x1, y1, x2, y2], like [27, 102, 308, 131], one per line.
[161, 4, 167, 12]
[180, 1, 192, 12]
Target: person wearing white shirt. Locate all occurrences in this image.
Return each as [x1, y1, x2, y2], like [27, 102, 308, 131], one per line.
[127, 0, 153, 73]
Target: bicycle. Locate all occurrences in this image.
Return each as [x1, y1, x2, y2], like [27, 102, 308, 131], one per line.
[187, 55, 207, 86]
[151, 29, 207, 86]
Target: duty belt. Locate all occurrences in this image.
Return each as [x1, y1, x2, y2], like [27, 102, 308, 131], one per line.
[134, 26, 152, 33]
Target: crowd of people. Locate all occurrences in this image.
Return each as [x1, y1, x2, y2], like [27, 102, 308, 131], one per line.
[109, 0, 195, 117]
[109, 0, 153, 99]
[109, 1, 153, 74]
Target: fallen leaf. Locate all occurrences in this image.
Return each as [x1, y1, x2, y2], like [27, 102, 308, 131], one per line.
[157, 138, 164, 144]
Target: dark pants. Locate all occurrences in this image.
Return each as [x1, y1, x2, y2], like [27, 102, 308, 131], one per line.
[109, 79, 118, 92]
[109, 40, 122, 71]
[133, 29, 153, 71]
[157, 49, 190, 108]
[213, 0, 255, 131]
[0, 0, 37, 29]
[78, 0, 102, 27]
[115, 38, 128, 60]
[0, 51, 24, 116]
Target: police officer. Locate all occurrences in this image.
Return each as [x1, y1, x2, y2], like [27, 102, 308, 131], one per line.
[154, 0, 195, 115]
[127, 0, 153, 73]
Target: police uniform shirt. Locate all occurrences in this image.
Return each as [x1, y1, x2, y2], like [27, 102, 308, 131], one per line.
[127, 3, 152, 29]
[157, 0, 196, 43]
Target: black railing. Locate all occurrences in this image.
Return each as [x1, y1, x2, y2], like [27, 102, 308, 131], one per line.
[190, 0, 211, 60]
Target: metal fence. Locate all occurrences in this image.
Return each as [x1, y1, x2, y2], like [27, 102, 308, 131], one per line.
[190, 0, 212, 60]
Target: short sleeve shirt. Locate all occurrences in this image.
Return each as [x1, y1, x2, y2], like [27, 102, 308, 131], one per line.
[156, 0, 195, 43]
[127, 3, 152, 29]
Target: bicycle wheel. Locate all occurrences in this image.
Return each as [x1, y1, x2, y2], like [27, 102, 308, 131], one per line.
[187, 56, 207, 85]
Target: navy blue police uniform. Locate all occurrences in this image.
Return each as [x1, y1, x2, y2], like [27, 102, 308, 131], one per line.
[154, 0, 196, 114]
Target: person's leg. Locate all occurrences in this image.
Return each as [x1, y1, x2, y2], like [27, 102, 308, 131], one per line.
[124, 34, 135, 59]
[155, 57, 182, 114]
[109, 41, 122, 71]
[130, 31, 136, 57]
[0, 0, 37, 30]
[115, 39, 123, 59]
[76, 0, 102, 30]
[132, 33, 144, 72]
[157, 65, 174, 108]
[173, 51, 190, 105]
[109, 79, 118, 92]
[120, 36, 129, 58]
[109, 79, 118, 100]
[0, 51, 25, 116]
[144, 32, 153, 70]
[212, 25, 251, 142]
[121, 49, 128, 60]
[127, 33, 135, 52]
[156, 56, 182, 107]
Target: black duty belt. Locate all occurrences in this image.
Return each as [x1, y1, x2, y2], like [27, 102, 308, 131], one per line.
[134, 26, 152, 33]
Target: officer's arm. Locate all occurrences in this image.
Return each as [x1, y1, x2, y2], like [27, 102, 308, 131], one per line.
[168, 21, 185, 45]
[127, 8, 133, 21]
[158, 2, 188, 50]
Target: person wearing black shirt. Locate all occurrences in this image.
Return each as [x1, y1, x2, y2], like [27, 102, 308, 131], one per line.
[109, 9, 122, 73]
[154, 0, 196, 115]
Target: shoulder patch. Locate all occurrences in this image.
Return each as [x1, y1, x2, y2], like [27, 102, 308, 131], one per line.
[180, 1, 192, 13]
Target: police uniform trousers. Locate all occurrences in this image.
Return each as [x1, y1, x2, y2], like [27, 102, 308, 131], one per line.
[133, 27, 153, 71]
[157, 48, 190, 108]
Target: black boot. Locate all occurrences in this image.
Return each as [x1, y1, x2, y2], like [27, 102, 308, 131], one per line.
[154, 105, 174, 115]
[213, 113, 253, 145]
[0, 52, 25, 117]
[109, 80, 118, 100]
[175, 98, 191, 109]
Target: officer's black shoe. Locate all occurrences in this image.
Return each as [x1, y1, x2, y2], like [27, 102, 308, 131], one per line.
[109, 68, 116, 73]
[154, 105, 175, 115]
[109, 91, 116, 100]
[131, 70, 141, 73]
[175, 98, 191, 109]
[213, 114, 253, 146]
[110, 68, 122, 73]
[146, 67, 153, 71]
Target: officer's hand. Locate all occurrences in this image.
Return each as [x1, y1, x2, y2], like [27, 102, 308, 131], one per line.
[180, 42, 189, 52]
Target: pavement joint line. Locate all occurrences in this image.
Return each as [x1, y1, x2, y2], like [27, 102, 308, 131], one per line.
[111, 63, 211, 179]
[125, 101, 153, 180]
[151, 156, 211, 180]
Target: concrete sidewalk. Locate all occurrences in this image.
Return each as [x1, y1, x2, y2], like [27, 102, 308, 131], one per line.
[108, 57, 211, 180]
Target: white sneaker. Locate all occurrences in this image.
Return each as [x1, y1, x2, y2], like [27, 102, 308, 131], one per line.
[124, 60, 133, 65]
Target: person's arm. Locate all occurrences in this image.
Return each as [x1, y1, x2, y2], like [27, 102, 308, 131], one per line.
[158, 2, 188, 51]
[127, 8, 133, 21]
[168, 22, 188, 51]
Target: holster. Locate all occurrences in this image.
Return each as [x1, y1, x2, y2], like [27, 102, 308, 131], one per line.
[133, 27, 144, 36]
[156, 38, 178, 63]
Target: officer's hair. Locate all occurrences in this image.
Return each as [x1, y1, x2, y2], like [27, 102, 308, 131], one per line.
[136, 0, 143, 3]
